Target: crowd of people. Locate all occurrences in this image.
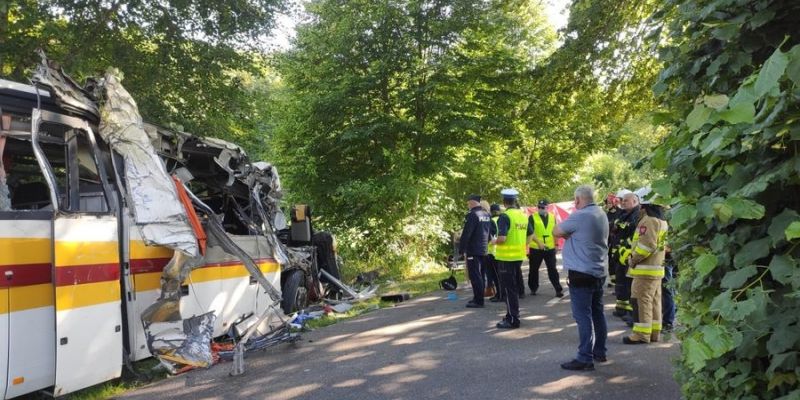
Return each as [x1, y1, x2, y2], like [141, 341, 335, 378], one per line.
[457, 184, 674, 371]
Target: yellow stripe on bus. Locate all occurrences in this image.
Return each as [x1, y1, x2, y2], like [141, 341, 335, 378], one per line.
[55, 281, 120, 311]
[0, 238, 50, 265]
[0, 289, 8, 314]
[130, 240, 173, 259]
[54, 241, 118, 267]
[133, 261, 281, 293]
[10, 284, 53, 312]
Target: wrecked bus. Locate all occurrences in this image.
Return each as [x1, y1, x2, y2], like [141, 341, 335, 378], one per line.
[0, 58, 342, 398]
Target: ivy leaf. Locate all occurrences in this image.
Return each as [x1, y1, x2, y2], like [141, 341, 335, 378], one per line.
[670, 204, 698, 228]
[687, 104, 712, 131]
[769, 255, 797, 285]
[786, 221, 800, 241]
[750, 9, 776, 29]
[684, 337, 714, 372]
[700, 128, 735, 156]
[701, 325, 735, 357]
[652, 178, 673, 199]
[769, 373, 798, 391]
[724, 197, 765, 220]
[767, 326, 800, 355]
[718, 102, 755, 124]
[787, 45, 800, 86]
[713, 201, 734, 224]
[695, 253, 718, 280]
[703, 94, 729, 110]
[733, 238, 770, 268]
[768, 352, 799, 379]
[768, 209, 800, 246]
[729, 298, 757, 321]
[721, 265, 758, 289]
[755, 48, 788, 98]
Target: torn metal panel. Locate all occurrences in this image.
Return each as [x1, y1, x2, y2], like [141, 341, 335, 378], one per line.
[96, 71, 199, 256]
[31, 51, 100, 123]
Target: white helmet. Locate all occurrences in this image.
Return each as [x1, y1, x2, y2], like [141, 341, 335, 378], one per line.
[634, 186, 654, 204]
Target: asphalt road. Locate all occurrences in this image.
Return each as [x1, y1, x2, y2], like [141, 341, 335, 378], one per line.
[117, 264, 682, 400]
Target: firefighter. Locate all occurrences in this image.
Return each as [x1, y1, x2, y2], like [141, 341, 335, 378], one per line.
[612, 190, 639, 320]
[492, 188, 533, 329]
[528, 199, 563, 297]
[623, 188, 669, 344]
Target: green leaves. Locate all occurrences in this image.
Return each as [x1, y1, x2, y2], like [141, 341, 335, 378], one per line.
[769, 255, 797, 285]
[733, 238, 770, 269]
[786, 222, 800, 241]
[718, 102, 755, 124]
[703, 94, 729, 110]
[787, 45, 800, 86]
[687, 104, 712, 131]
[755, 48, 788, 98]
[652, 1, 798, 399]
[670, 204, 697, 228]
[721, 265, 757, 289]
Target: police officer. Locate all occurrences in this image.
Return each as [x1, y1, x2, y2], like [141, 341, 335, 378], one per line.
[459, 194, 492, 308]
[612, 190, 639, 320]
[624, 188, 668, 344]
[528, 199, 563, 297]
[493, 189, 533, 329]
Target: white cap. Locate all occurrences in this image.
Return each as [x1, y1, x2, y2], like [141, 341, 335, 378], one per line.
[500, 188, 519, 199]
[616, 189, 633, 198]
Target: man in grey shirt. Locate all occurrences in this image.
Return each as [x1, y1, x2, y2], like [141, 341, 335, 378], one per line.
[554, 184, 609, 371]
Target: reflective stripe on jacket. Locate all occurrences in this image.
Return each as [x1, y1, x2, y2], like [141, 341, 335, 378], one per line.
[627, 214, 668, 279]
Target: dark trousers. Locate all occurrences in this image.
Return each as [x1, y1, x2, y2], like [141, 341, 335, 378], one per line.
[484, 254, 500, 290]
[662, 264, 676, 325]
[498, 260, 522, 323]
[466, 255, 485, 305]
[568, 274, 608, 364]
[514, 263, 525, 296]
[528, 249, 562, 294]
[614, 261, 632, 309]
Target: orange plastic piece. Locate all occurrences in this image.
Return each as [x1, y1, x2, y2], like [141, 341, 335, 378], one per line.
[172, 176, 207, 256]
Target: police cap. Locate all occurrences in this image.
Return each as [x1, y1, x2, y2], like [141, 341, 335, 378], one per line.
[467, 194, 481, 202]
[500, 188, 519, 200]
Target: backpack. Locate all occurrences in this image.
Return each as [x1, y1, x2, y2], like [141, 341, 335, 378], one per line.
[440, 273, 457, 290]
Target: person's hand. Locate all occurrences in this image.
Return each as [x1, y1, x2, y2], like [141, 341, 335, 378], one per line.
[537, 243, 545, 250]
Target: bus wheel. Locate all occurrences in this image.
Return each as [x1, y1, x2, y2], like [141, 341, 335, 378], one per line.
[281, 269, 308, 314]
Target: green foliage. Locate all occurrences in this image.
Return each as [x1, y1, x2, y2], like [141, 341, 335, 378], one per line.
[270, 0, 558, 274]
[0, 0, 283, 146]
[650, 0, 800, 398]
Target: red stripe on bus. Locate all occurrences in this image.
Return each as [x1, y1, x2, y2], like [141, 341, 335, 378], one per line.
[54, 263, 120, 286]
[0, 263, 52, 288]
[128, 257, 277, 275]
[129, 257, 172, 274]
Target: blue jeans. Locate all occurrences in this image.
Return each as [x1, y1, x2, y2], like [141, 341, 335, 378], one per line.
[569, 277, 608, 363]
[662, 264, 676, 325]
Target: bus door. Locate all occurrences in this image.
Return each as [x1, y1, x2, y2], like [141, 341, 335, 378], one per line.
[1, 107, 60, 399]
[30, 109, 123, 396]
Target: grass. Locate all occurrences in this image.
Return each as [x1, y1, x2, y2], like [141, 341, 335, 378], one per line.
[63, 268, 455, 399]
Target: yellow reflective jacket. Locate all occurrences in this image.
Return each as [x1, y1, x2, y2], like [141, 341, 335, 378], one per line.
[627, 214, 669, 280]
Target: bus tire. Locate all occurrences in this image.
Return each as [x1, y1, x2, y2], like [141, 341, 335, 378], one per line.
[281, 269, 307, 314]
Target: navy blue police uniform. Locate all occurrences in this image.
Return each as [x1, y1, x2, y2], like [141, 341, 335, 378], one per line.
[459, 197, 492, 307]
